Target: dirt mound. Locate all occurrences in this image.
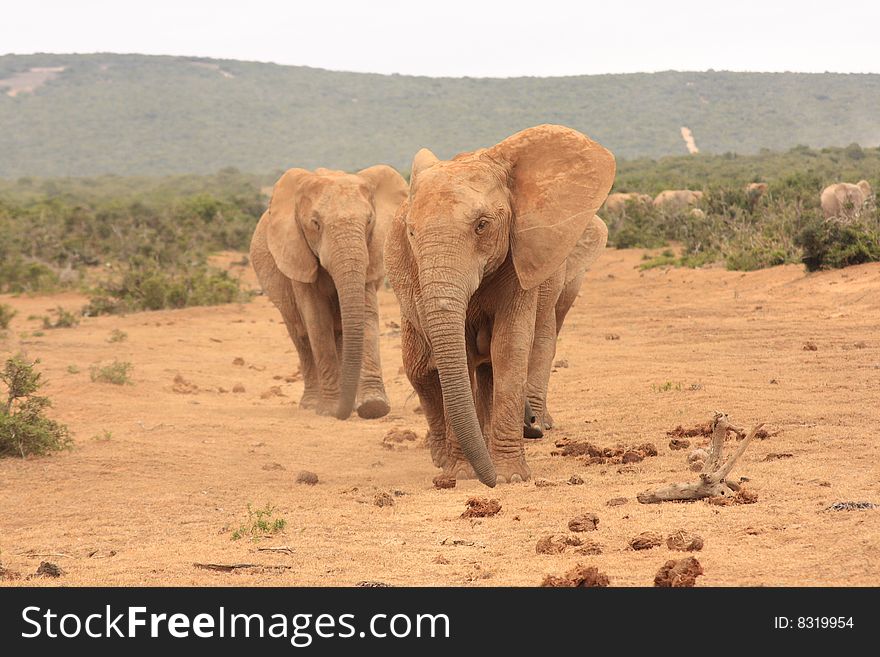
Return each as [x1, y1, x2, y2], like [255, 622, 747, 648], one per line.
[629, 532, 662, 550]
[541, 564, 609, 588]
[654, 557, 703, 587]
[666, 531, 704, 551]
[172, 374, 199, 394]
[374, 492, 395, 507]
[667, 422, 712, 439]
[568, 513, 599, 532]
[260, 386, 286, 399]
[535, 534, 584, 555]
[295, 470, 318, 485]
[553, 438, 657, 465]
[383, 428, 421, 450]
[432, 474, 456, 489]
[461, 498, 501, 518]
[35, 561, 64, 578]
[669, 438, 690, 450]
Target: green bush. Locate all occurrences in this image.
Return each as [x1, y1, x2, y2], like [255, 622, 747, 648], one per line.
[0, 257, 59, 294]
[84, 262, 252, 315]
[0, 304, 16, 329]
[796, 213, 880, 272]
[0, 356, 72, 458]
[89, 360, 133, 385]
[42, 306, 80, 329]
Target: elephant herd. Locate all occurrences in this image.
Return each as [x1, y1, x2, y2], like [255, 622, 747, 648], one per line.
[606, 179, 875, 221]
[251, 124, 614, 487]
[250, 123, 875, 489]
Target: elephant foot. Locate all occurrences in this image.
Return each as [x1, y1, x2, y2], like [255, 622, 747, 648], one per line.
[356, 394, 390, 419]
[315, 395, 340, 417]
[442, 460, 478, 481]
[523, 399, 544, 440]
[494, 456, 531, 484]
[428, 433, 448, 468]
[299, 390, 320, 410]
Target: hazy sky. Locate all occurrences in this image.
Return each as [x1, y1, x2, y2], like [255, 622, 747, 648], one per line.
[3, 0, 878, 77]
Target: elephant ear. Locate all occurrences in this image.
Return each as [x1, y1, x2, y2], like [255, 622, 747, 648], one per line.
[409, 148, 440, 193]
[489, 125, 615, 290]
[358, 165, 409, 282]
[564, 214, 608, 284]
[265, 168, 319, 284]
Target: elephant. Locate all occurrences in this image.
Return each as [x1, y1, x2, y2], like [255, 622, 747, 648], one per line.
[745, 182, 768, 212]
[604, 192, 652, 215]
[250, 165, 407, 420]
[653, 189, 704, 213]
[384, 124, 615, 486]
[820, 180, 873, 219]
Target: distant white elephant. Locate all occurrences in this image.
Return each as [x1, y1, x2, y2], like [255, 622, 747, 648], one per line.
[820, 181, 873, 219]
[604, 192, 652, 215]
[653, 189, 704, 213]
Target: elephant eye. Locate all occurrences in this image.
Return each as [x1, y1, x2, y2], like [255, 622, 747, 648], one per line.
[311, 218, 321, 231]
[475, 218, 490, 235]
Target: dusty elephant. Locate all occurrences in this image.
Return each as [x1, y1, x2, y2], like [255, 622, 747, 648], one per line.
[604, 192, 652, 215]
[385, 124, 615, 486]
[653, 189, 704, 213]
[820, 180, 873, 219]
[251, 165, 407, 420]
[745, 182, 768, 207]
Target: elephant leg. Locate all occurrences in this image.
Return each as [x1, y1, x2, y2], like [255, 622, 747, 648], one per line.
[475, 363, 493, 434]
[356, 282, 390, 419]
[401, 317, 449, 468]
[292, 281, 341, 416]
[488, 290, 538, 483]
[274, 287, 320, 410]
[526, 274, 564, 433]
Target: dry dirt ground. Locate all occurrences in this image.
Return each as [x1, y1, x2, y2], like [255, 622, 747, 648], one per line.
[1, 249, 878, 586]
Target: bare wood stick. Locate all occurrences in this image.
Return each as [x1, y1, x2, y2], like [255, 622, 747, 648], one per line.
[638, 414, 763, 504]
[193, 562, 292, 572]
[713, 423, 764, 482]
[255, 546, 294, 555]
[18, 552, 74, 559]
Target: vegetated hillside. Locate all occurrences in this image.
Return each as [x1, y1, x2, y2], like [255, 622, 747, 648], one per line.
[2, 53, 879, 177]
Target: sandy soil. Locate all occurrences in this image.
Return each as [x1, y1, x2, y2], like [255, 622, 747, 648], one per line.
[1, 249, 878, 586]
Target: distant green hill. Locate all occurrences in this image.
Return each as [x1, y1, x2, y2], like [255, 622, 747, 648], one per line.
[2, 53, 879, 177]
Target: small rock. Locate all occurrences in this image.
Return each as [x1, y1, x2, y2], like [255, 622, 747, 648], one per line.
[232, 383, 246, 393]
[356, 581, 391, 587]
[534, 478, 557, 488]
[629, 531, 662, 550]
[605, 333, 620, 340]
[568, 513, 599, 532]
[666, 530, 704, 552]
[295, 470, 318, 485]
[605, 497, 628, 507]
[803, 341, 818, 351]
[669, 438, 691, 450]
[654, 557, 703, 587]
[567, 474, 584, 486]
[232, 357, 245, 366]
[262, 462, 286, 471]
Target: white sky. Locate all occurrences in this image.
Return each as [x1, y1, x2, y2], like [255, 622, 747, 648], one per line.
[2, 0, 878, 77]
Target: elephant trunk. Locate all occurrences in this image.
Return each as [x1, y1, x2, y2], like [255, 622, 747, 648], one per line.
[328, 244, 368, 421]
[420, 267, 497, 487]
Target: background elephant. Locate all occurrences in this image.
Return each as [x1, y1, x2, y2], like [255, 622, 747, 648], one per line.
[821, 180, 873, 219]
[250, 165, 407, 420]
[385, 124, 615, 486]
[653, 189, 704, 213]
[604, 192, 652, 215]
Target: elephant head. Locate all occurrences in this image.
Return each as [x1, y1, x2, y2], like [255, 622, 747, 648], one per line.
[403, 125, 615, 485]
[265, 165, 406, 419]
[857, 180, 873, 200]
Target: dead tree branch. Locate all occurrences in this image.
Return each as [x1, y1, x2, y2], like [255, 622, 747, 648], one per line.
[638, 412, 763, 504]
